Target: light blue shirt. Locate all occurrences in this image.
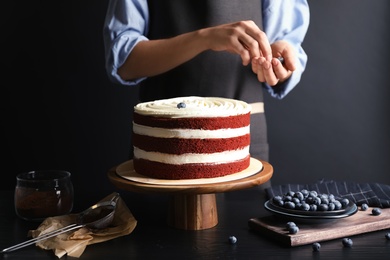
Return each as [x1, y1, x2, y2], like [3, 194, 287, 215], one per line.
[103, 0, 310, 99]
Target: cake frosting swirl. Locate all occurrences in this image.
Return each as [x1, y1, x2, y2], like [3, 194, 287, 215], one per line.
[134, 96, 251, 118]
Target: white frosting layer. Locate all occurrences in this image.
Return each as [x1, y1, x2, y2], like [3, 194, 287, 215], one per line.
[134, 96, 251, 118]
[133, 123, 250, 139]
[134, 146, 250, 164]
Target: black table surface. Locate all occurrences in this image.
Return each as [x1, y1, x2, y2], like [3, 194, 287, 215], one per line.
[1, 188, 389, 260]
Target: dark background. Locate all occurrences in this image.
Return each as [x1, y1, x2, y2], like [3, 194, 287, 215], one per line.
[2, 1, 389, 205]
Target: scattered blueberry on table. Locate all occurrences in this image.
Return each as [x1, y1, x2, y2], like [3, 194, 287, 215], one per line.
[385, 233, 390, 241]
[288, 225, 299, 234]
[312, 242, 321, 252]
[372, 208, 382, 216]
[285, 221, 299, 235]
[342, 238, 353, 247]
[360, 203, 369, 211]
[228, 235, 237, 244]
[286, 221, 296, 230]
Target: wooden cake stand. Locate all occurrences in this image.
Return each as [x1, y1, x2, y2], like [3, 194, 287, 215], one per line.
[107, 158, 273, 230]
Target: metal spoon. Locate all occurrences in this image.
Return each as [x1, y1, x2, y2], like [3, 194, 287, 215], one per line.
[1, 193, 120, 253]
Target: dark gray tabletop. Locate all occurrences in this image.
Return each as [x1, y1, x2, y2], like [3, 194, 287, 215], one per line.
[1, 188, 389, 259]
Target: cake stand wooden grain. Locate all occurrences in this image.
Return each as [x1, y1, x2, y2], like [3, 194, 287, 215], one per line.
[107, 159, 273, 230]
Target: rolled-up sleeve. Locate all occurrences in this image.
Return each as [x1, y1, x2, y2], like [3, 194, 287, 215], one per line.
[262, 0, 310, 99]
[103, 0, 149, 86]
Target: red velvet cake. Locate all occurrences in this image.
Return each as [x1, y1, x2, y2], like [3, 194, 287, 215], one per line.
[132, 96, 252, 179]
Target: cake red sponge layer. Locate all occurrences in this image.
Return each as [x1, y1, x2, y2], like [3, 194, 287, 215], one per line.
[133, 134, 250, 154]
[133, 155, 250, 179]
[133, 113, 250, 130]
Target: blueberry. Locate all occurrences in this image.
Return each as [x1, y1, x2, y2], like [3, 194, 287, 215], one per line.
[340, 198, 350, 208]
[372, 208, 382, 216]
[177, 102, 186, 109]
[273, 195, 283, 201]
[301, 189, 309, 197]
[342, 238, 353, 247]
[313, 197, 322, 206]
[327, 203, 336, 211]
[287, 191, 295, 197]
[361, 203, 369, 211]
[228, 235, 237, 244]
[294, 192, 304, 201]
[312, 242, 321, 252]
[305, 196, 315, 204]
[333, 201, 342, 210]
[274, 199, 284, 207]
[300, 202, 310, 211]
[284, 201, 296, 210]
[286, 221, 296, 230]
[318, 204, 329, 211]
[320, 194, 328, 200]
[385, 233, 390, 241]
[292, 197, 301, 204]
[272, 195, 283, 204]
[321, 198, 329, 205]
[277, 56, 285, 64]
[289, 226, 299, 234]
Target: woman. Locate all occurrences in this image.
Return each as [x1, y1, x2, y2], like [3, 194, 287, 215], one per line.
[103, 0, 310, 161]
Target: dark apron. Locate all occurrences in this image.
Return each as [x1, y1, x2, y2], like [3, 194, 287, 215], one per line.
[138, 0, 269, 161]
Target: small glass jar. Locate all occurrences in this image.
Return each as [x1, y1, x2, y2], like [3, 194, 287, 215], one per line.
[15, 170, 74, 221]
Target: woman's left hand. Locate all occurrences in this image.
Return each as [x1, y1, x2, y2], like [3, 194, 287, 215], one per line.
[251, 40, 296, 86]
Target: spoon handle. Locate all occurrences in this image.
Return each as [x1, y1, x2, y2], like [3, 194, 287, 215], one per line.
[2, 193, 121, 254]
[1, 223, 83, 253]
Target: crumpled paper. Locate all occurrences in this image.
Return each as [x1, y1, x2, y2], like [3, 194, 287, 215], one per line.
[28, 192, 137, 258]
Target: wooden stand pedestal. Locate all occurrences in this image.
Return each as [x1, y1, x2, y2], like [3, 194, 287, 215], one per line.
[107, 159, 273, 230]
[168, 194, 218, 230]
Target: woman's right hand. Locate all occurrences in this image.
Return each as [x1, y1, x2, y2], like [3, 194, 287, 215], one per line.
[200, 20, 272, 66]
[118, 20, 272, 81]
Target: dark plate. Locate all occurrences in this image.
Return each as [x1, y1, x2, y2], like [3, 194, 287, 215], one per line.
[267, 199, 356, 217]
[264, 200, 358, 224]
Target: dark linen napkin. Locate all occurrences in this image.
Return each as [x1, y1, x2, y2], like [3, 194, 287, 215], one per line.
[265, 179, 390, 208]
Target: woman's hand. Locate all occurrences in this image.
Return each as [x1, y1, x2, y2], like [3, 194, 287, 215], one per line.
[251, 40, 297, 86]
[200, 20, 273, 66]
[119, 20, 274, 81]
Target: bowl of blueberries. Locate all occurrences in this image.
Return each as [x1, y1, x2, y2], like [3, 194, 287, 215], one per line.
[265, 190, 358, 224]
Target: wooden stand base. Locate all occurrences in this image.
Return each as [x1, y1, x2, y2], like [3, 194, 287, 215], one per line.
[168, 194, 218, 230]
[107, 159, 273, 230]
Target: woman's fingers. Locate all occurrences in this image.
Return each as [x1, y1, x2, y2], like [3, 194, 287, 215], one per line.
[238, 21, 272, 62]
[271, 58, 290, 82]
[254, 57, 292, 86]
[259, 59, 279, 86]
[207, 20, 272, 65]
